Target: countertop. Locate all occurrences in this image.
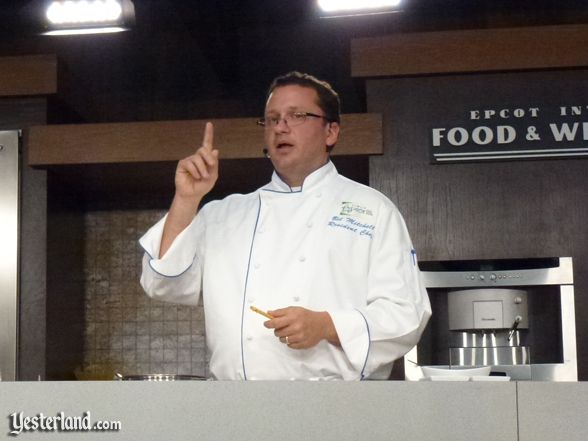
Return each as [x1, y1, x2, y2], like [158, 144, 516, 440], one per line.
[0, 381, 586, 441]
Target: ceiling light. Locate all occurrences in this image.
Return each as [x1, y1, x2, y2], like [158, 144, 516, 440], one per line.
[43, 0, 135, 36]
[317, 0, 403, 16]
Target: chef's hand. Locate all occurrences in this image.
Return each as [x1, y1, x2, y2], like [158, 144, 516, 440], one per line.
[159, 122, 219, 258]
[265, 306, 341, 349]
[175, 122, 219, 200]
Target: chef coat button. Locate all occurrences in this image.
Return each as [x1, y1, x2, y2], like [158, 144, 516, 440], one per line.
[298, 256, 306, 262]
[254, 262, 261, 269]
[316, 192, 322, 198]
[293, 296, 300, 302]
[306, 221, 313, 228]
[247, 335, 253, 341]
[248, 297, 255, 304]
[257, 228, 264, 234]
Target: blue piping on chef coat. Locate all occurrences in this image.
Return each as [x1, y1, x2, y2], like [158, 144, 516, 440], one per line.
[261, 188, 302, 194]
[255, 183, 371, 380]
[240, 194, 263, 380]
[261, 184, 303, 194]
[241, 185, 308, 378]
[262, 176, 305, 193]
[355, 309, 371, 380]
[141, 244, 195, 279]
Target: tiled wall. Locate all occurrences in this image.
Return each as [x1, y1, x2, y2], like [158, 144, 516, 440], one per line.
[82, 209, 208, 378]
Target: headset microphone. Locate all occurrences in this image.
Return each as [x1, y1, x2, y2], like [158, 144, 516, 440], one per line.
[262, 148, 271, 159]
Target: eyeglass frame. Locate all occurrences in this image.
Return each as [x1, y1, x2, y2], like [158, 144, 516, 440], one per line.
[256, 111, 333, 128]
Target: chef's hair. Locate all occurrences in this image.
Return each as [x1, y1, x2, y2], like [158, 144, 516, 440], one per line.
[266, 72, 341, 125]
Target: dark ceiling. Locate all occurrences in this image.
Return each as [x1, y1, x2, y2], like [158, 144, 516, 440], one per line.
[3, 0, 588, 205]
[3, 0, 588, 37]
[2, 0, 588, 125]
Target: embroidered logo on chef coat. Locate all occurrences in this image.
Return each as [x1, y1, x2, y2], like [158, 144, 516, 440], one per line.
[328, 202, 375, 238]
[340, 202, 374, 219]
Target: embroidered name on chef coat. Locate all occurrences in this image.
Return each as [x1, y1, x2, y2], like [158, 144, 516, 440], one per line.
[328, 202, 375, 238]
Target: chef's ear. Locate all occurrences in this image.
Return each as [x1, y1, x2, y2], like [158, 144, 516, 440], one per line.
[326, 121, 340, 153]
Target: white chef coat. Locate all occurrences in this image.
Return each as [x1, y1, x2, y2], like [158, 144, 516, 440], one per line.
[139, 161, 431, 380]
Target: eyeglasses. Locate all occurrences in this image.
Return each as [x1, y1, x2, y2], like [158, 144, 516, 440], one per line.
[256, 111, 330, 128]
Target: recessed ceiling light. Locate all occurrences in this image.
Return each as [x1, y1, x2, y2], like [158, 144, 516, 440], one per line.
[43, 0, 135, 36]
[317, 0, 403, 14]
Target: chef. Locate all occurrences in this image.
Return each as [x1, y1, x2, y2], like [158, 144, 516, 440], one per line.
[139, 72, 431, 380]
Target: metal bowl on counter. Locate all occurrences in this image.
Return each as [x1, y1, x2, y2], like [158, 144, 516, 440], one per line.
[115, 373, 206, 381]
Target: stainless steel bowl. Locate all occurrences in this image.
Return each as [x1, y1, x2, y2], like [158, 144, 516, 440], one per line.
[115, 373, 206, 381]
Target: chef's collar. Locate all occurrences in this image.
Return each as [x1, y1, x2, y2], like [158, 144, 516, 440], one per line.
[269, 160, 337, 193]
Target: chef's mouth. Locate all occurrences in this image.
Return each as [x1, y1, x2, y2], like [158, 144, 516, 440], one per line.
[276, 143, 294, 149]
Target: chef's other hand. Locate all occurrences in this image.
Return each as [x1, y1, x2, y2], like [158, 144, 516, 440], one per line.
[265, 306, 341, 349]
[175, 122, 219, 200]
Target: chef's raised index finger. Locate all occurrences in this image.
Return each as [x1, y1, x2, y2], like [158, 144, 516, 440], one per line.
[202, 121, 214, 151]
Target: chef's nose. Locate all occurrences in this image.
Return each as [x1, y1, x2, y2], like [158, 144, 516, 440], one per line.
[273, 117, 291, 133]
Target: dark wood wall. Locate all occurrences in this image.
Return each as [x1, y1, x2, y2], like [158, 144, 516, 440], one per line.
[367, 72, 588, 380]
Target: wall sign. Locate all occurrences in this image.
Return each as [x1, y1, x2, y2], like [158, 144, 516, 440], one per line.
[430, 104, 588, 163]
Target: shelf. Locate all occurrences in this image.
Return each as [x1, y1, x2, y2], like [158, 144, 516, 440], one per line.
[0, 54, 58, 97]
[351, 24, 588, 77]
[27, 113, 382, 166]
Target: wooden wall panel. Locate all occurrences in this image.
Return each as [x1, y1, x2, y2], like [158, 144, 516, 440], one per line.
[0, 55, 58, 97]
[352, 24, 588, 77]
[27, 113, 382, 166]
[366, 73, 588, 380]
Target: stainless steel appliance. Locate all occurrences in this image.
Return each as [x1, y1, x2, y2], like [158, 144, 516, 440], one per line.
[447, 288, 530, 368]
[405, 257, 577, 381]
[0, 130, 20, 381]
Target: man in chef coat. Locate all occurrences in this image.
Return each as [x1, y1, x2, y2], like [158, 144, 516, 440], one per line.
[140, 72, 431, 380]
